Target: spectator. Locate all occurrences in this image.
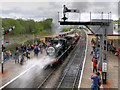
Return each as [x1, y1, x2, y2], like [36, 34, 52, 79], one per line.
[108, 45, 112, 51]
[92, 44, 95, 51]
[14, 50, 19, 63]
[43, 42, 46, 49]
[8, 50, 12, 60]
[98, 43, 100, 47]
[16, 46, 19, 51]
[96, 72, 102, 90]
[90, 50, 93, 55]
[91, 38, 95, 44]
[92, 57, 98, 73]
[107, 42, 110, 51]
[31, 44, 35, 50]
[91, 72, 100, 90]
[20, 54, 25, 65]
[26, 50, 30, 59]
[35, 41, 38, 46]
[21, 44, 24, 54]
[46, 41, 51, 47]
[6, 51, 9, 60]
[39, 42, 43, 54]
[111, 46, 116, 54]
[95, 46, 98, 57]
[34, 46, 39, 56]
[28, 44, 31, 51]
[111, 40, 113, 46]
[92, 52, 96, 57]
[97, 52, 100, 58]
[24, 45, 27, 53]
[3, 53, 7, 63]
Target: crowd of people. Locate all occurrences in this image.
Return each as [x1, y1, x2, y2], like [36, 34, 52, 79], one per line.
[90, 38, 119, 90]
[90, 38, 101, 90]
[3, 40, 51, 65]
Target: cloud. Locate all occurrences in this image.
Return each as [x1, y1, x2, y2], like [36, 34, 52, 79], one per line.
[1, 2, 119, 21]
[118, 1, 120, 18]
[0, 0, 119, 2]
[68, 2, 118, 20]
[1, 2, 63, 20]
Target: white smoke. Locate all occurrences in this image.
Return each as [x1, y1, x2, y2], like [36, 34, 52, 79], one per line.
[70, 2, 118, 20]
[51, 12, 62, 34]
[9, 55, 55, 88]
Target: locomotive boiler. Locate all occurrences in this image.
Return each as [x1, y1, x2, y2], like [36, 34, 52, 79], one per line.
[45, 32, 80, 68]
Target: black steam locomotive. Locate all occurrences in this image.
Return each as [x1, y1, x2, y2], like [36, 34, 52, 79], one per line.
[45, 32, 80, 68]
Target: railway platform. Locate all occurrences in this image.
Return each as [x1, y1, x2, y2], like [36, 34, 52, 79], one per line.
[80, 36, 119, 89]
[0, 50, 46, 88]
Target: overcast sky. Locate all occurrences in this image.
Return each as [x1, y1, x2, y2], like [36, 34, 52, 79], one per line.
[0, 0, 119, 21]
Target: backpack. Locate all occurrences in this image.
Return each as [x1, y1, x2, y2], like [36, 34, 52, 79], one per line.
[95, 60, 98, 64]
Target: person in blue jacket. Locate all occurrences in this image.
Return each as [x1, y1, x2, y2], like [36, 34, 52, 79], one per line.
[91, 72, 100, 90]
[34, 46, 39, 56]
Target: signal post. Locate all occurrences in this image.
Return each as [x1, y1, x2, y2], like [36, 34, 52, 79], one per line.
[1, 26, 15, 74]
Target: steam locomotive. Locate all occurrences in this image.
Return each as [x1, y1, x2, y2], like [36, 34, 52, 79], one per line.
[45, 31, 80, 68]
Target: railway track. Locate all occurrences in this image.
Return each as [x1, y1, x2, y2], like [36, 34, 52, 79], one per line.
[36, 32, 83, 89]
[54, 30, 86, 89]
[1, 30, 85, 89]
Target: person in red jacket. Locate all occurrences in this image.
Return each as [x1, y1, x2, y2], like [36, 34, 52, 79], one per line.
[92, 57, 98, 73]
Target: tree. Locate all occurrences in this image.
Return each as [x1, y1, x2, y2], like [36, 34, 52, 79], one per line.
[2, 18, 53, 36]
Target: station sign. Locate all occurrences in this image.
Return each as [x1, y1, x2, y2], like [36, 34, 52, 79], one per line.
[102, 61, 107, 72]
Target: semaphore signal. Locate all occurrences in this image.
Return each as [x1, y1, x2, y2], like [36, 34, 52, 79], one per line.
[3, 26, 15, 35]
[1, 26, 15, 74]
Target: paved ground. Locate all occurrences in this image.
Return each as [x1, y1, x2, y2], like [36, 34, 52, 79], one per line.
[0, 50, 46, 87]
[80, 37, 118, 89]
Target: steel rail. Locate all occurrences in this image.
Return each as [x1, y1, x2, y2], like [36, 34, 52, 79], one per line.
[56, 37, 82, 90]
